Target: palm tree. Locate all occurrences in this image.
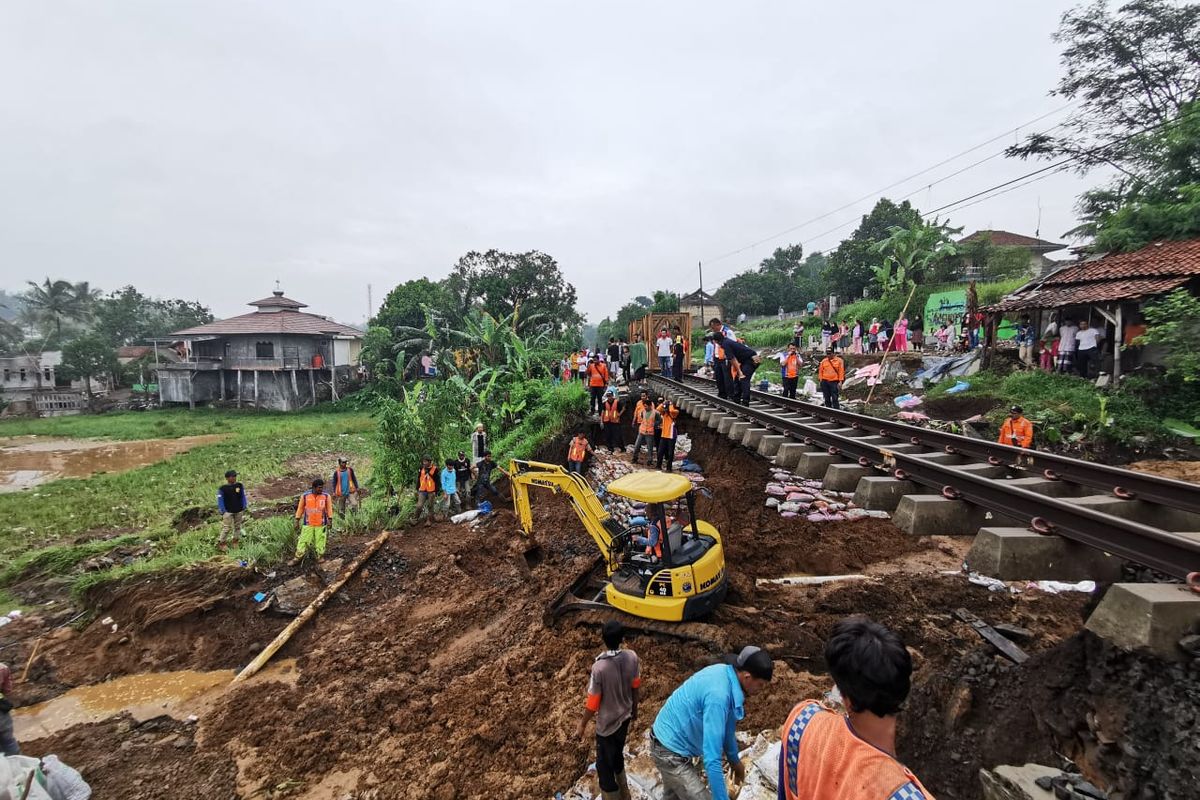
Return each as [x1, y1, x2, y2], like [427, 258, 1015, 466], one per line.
[22, 278, 93, 336]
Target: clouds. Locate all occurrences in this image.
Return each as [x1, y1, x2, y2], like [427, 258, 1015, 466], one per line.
[1, 1, 1094, 326]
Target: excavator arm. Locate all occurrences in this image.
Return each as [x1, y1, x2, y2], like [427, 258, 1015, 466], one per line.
[508, 459, 623, 568]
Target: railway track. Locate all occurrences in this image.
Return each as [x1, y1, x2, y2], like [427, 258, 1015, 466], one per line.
[649, 374, 1200, 583]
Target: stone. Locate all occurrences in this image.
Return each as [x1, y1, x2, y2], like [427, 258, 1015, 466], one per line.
[1085, 583, 1200, 660]
[1179, 633, 1200, 656]
[965, 528, 1123, 582]
[993, 623, 1034, 643]
[979, 764, 1067, 800]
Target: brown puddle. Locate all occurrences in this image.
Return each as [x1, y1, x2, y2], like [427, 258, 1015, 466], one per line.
[13, 659, 298, 740]
[0, 434, 226, 492]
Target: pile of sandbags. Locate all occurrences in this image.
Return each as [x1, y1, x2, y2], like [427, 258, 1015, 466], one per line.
[764, 468, 889, 522]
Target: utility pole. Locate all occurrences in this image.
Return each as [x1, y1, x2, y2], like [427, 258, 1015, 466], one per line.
[367, 284, 373, 323]
[698, 261, 705, 326]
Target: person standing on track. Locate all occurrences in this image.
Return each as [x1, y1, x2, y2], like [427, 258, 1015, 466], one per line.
[293, 477, 333, 561]
[778, 618, 932, 800]
[657, 328, 674, 377]
[567, 432, 594, 474]
[707, 318, 736, 399]
[779, 343, 802, 399]
[588, 354, 611, 414]
[656, 398, 680, 472]
[651, 646, 774, 800]
[601, 389, 625, 452]
[672, 336, 686, 381]
[817, 349, 845, 409]
[577, 620, 641, 800]
[712, 332, 759, 406]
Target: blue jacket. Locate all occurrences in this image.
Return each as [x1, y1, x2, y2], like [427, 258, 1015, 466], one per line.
[440, 467, 457, 495]
[652, 664, 744, 800]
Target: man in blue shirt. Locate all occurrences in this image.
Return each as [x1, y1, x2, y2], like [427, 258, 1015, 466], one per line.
[651, 646, 774, 800]
[440, 458, 461, 518]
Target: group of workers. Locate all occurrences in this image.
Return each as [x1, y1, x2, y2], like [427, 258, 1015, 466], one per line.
[567, 387, 683, 473]
[414, 424, 499, 525]
[578, 617, 930, 800]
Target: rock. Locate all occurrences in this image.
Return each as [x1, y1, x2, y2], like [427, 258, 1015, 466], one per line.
[980, 764, 1068, 800]
[765, 498, 780, 509]
[1036, 777, 1054, 791]
[1178, 634, 1200, 657]
[274, 575, 322, 615]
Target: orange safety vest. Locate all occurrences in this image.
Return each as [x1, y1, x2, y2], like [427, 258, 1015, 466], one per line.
[588, 362, 609, 387]
[729, 357, 744, 380]
[418, 466, 437, 493]
[657, 403, 679, 439]
[818, 357, 845, 382]
[998, 416, 1034, 448]
[568, 437, 588, 461]
[602, 398, 621, 423]
[332, 467, 357, 496]
[637, 407, 657, 435]
[714, 342, 726, 360]
[296, 491, 331, 527]
[784, 353, 801, 379]
[779, 700, 933, 800]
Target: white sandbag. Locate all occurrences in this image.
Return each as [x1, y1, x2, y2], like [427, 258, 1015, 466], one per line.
[450, 510, 482, 524]
[42, 755, 91, 800]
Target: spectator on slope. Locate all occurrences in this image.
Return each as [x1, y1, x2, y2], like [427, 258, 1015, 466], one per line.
[216, 469, 247, 553]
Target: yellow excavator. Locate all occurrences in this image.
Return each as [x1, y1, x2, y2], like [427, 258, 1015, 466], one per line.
[509, 459, 728, 623]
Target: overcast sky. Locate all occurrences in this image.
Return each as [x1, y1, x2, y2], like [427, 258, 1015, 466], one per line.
[1, 1, 1101, 327]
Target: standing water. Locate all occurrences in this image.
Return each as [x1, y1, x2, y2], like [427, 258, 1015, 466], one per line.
[0, 434, 225, 492]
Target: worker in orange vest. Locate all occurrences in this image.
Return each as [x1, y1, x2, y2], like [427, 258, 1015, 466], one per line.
[631, 394, 659, 465]
[600, 389, 624, 452]
[817, 349, 845, 409]
[633, 512, 670, 559]
[587, 355, 611, 414]
[293, 477, 333, 561]
[655, 399, 681, 472]
[415, 457, 440, 526]
[567, 432, 594, 474]
[779, 343, 803, 399]
[998, 405, 1034, 449]
[778, 618, 932, 800]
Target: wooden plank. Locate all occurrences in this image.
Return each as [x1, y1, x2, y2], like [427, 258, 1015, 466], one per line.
[955, 607, 1029, 664]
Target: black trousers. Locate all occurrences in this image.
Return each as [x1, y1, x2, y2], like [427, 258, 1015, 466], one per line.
[589, 385, 605, 413]
[656, 437, 676, 471]
[782, 376, 798, 399]
[472, 479, 499, 503]
[604, 422, 624, 450]
[1076, 348, 1097, 379]
[596, 719, 631, 792]
[820, 379, 840, 409]
[714, 360, 728, 398]
[734, 373, 751, 405]
[633, 365, 646, 382]
[672, 359, 683, 380]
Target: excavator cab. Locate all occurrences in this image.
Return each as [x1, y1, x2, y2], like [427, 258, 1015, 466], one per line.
[509, 460, 727, 623]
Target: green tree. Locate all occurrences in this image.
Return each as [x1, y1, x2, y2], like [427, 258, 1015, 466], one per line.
[58, 333, 117, 404]
[363, 278, 452, 382]
[871, 220, 961, 298]
[651, 290, 680, 312]
[823, 199, 923, 300]
[21, 278, 93, 336]
[445, 249, 582, 337]
[713, 243, 823, 317]
[1139, 288, 1200, 381]
[958, 235, 1038, 281]
[93, 286, 214, 345]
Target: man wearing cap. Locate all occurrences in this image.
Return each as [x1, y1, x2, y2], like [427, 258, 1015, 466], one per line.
[650, 646, 773, 800]
[577, 621, 640, 800]
[216, 469, 248, 553]
[998, 405, 1033, 449]
[778, 618, 932, 800]
[330, 458, 360, 515]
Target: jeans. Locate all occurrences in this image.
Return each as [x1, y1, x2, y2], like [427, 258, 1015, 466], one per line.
[0, 710, 19, 756]
[651, 738, 710, 800]
[734, 374, 751, 405]
[820, 379, 840, 409]
[568, 460, 584, 474]
[656, 437, 677, 471]
[782, 376, 798, 399]
[659, 355, 672, 376]
[632, 432, 655, 463]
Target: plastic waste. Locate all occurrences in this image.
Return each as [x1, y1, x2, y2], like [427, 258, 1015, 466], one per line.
[893, 394, 923, 408]
[1032, 579, 1096, 594]
[477, 501, 493, 514]
[41, 755, 91, 800]
[450, 509, 482, 524]
[946, 380, 970, 394]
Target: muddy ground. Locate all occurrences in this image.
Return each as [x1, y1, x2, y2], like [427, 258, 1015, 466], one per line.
[3, 412, 1195, 799]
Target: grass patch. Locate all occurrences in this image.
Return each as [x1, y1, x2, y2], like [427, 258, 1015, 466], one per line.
[492, 380, 588, 462]
[0, 408, 375, 599]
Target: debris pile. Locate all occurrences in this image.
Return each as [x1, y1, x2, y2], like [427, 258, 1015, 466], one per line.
[763, 467, 889, 522]
[585, 434, 698, 528]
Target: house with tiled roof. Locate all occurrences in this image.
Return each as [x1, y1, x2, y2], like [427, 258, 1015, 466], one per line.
[987, 238, 1200, 379]
[154, 289, 363, 410]
[957, 230, 1068, 280]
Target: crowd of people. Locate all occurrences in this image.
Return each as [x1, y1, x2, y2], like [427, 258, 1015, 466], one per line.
[578, 617, 931, 800]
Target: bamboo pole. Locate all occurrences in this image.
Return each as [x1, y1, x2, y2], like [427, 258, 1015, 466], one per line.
[20, 638, 41, 683]
[866, 284, 918, 406]
[232, 530, 390, 683]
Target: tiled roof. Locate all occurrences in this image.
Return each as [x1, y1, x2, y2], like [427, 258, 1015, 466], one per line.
[959, 230, 1066, 251]
[679, 289, 720, 304]
[987, 238, 1200, 311]
[170, 311, 363, 337]
[116, 346, 153, 359]
[248, 293, 308, 309]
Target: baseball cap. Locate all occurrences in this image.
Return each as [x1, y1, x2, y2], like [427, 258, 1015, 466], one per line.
[724, 645, 773, 681]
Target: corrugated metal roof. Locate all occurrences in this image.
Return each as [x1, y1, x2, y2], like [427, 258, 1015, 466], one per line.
[988, 276, 1191, 312]
[170, 311, 363, 337]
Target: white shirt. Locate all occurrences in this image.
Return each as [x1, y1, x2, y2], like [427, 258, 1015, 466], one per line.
[1075, 328, 1103, 350]
[657, 336, 673, 357]
[1058, 325, 1078, 352]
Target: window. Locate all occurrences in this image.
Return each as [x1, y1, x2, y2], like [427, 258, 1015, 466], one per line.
[19, 368, 26, 381]
[43, 368, 51, 381]
[2, 369, 9, 382]
[255, 341, 275, 359]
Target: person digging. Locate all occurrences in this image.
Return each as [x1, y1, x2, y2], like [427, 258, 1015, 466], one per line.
[292, 477, 333, 565]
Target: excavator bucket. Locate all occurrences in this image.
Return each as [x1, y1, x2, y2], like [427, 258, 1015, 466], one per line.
[544, 556, 610, 624]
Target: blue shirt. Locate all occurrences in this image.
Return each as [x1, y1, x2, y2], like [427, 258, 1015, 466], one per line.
[440, 468, 457, 495]
[704, 341, 715, 364]
[338, 469, 351, 496]
[652, 664, 744, 800]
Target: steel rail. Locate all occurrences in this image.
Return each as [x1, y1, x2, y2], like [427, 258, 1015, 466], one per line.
[666, 374, 1200, 517]
[650, 376, 1200, 579]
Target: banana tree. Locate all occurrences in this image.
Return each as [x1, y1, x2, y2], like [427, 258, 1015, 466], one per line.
[872, 219, 962, 297]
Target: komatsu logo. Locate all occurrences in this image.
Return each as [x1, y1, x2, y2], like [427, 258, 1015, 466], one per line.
[699, 568, 724, 592]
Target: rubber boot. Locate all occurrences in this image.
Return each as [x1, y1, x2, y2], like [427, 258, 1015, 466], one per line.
[616, 772, 632, 800]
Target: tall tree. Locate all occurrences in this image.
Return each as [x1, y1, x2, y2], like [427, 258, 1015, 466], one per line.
[93, 286, 214, 345]
[445, 250, 582, 337]
[822, 199, 923, 300]
[58, 333, 117, 405]
[21, 278, 92, 336]
[871, 220, 961, 298]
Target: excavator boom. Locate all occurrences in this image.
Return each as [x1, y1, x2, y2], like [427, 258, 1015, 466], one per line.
[508, 459, 620, 564]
